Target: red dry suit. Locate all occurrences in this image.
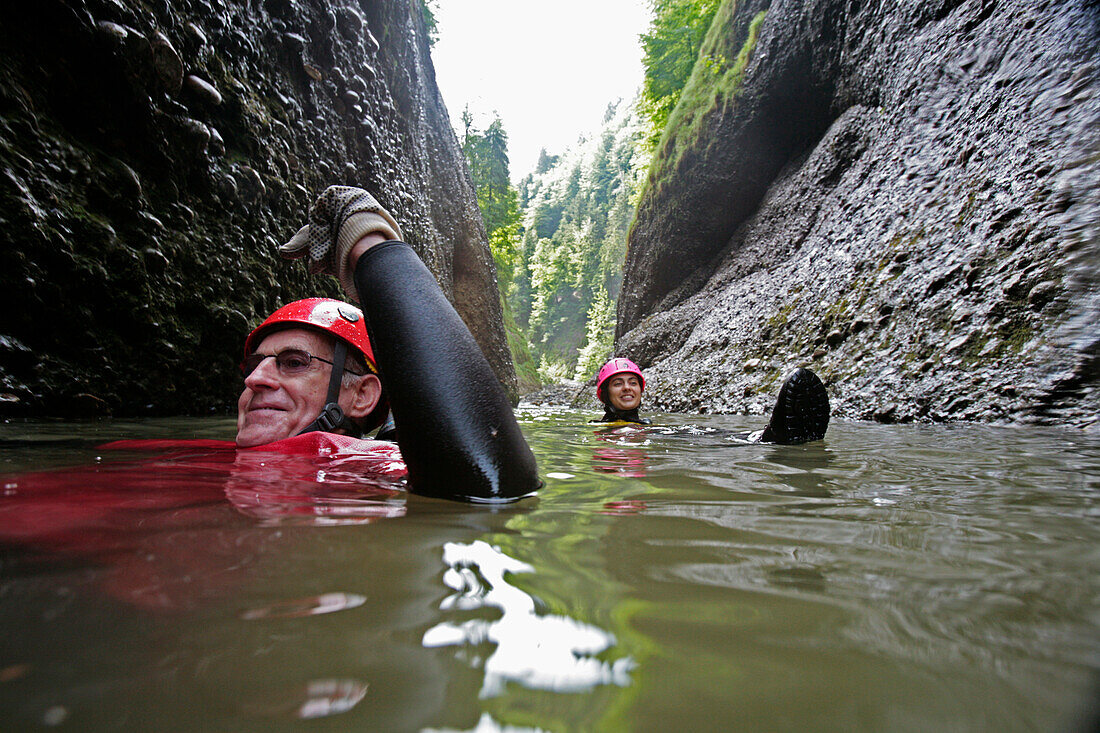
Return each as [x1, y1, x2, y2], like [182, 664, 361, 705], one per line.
[0, 432, 406, 610]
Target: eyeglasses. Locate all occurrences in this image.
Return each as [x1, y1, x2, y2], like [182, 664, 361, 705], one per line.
[240, 348, 365, 377]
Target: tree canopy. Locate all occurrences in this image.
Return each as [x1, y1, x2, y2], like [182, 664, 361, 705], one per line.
[638, 0, 723, 151]
[452, 0, 724, 389]
[516, 101, 648, 382]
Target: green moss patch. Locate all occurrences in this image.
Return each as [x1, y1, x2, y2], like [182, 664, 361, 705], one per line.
[642, 4, 767, 202]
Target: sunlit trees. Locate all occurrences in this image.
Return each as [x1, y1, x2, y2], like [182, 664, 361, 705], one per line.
[638, 0, 722, 151]
[460, 109, 538, 388]
[575, 289, 616, 381]
[462, 108, 524, 297]
[516, 101, 648, 382]
[451, 1, 721, 390]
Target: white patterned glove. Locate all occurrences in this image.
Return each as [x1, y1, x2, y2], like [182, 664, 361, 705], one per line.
[279, 186, 403, 301]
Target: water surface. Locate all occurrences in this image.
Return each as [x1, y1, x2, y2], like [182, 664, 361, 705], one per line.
[0, 410, 1097, 731]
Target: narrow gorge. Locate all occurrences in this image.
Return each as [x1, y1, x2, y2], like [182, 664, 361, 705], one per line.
[3, 0, 1097, 428]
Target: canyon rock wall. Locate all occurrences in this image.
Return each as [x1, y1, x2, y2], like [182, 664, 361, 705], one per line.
[617, 0, 1099, 427]
[0, 0, 514, 416]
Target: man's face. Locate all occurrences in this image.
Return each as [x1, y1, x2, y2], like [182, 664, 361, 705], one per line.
[236, 328, 341, 447]
[607, 374, 642, 412]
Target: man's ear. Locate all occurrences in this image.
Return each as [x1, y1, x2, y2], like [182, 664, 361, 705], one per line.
[345, 374, 383, 418]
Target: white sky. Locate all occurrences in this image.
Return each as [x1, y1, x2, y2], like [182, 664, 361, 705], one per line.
[430, 0, 652, 181]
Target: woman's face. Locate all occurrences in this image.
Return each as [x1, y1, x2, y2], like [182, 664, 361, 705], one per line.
[607, 374, 642, 411]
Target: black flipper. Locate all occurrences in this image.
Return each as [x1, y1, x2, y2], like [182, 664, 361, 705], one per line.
[759, 368, 830, 444]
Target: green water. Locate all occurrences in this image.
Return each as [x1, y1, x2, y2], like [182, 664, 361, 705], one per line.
[0, 409, 1098, 731]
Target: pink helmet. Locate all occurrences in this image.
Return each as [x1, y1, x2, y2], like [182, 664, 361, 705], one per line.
[595, 358, 645, 403]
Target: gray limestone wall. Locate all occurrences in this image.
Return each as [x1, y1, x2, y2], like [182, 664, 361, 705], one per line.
[616, 0, 1099, 427]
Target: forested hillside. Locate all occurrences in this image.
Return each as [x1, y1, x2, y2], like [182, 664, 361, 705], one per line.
[515, 101, 648, 383]
[460, 101, 647, 389]
[456, 0, 718, 392]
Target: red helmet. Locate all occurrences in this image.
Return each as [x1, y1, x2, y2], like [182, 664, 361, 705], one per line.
[244, 298, 376, 373]
[243, 298, 386, 434]
[595, 358, 645, 403]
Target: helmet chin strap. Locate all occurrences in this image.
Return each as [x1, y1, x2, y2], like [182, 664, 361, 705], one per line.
[298, 339, 352, 435]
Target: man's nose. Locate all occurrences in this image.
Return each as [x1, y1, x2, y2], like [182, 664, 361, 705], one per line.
[244, 356, 280, 389]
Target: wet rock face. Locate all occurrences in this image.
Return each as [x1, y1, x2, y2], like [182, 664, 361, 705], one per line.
[0, 0, 513, 417]
[618, 0, 1099, 427]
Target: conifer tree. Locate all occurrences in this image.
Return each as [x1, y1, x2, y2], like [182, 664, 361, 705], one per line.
[638, 0, 722, 151]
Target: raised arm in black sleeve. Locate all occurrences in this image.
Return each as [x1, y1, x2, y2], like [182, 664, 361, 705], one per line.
[354, 241, 540, 503]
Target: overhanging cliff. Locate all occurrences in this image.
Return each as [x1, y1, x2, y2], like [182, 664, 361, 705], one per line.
[0, 0, 513, 416]
[617, 0, 1099, 426]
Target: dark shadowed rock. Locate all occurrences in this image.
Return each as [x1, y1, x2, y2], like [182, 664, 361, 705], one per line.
[0, 0, 514, 417]
[183, 74, 222, 106]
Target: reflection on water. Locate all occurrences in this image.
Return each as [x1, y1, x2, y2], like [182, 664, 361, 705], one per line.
[0, 411, 1098, 730]
[423, 540, 633, 697]
[239, 592, 367, 620]
[240, 678, 369, 720]
[592, 424, 652, 477]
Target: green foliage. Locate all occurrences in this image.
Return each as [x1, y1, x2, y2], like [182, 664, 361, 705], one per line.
[462, 110, 519, 236]
[515, 101, 647, 380]
[458, 100, 649, 390]
[488, 220, 521, 289]
[501, 287, 541, 392]
[460, 109, 522, 281]
[419, 0, 439, 47]
[638, 0, 723, 152]
[535, 148, 559, 174]
[537, 354, 575, 383]
[642, 4, 766, 202]
[574, 289, 616, 380]
[459, 109, 536, 385]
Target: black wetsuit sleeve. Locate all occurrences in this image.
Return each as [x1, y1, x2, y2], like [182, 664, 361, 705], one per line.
[354, 241, 540, 502]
